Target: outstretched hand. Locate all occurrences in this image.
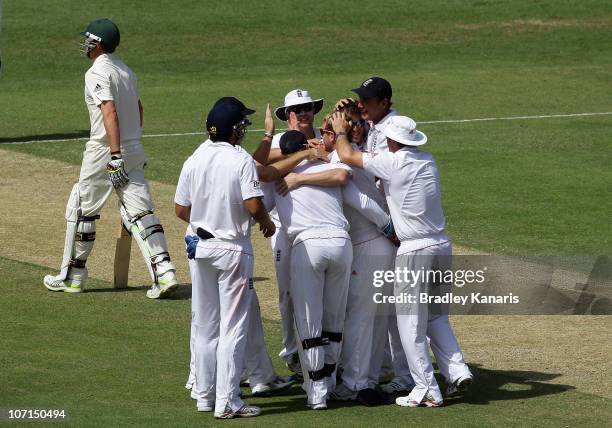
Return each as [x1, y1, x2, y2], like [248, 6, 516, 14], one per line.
[264, 103, 275, 136]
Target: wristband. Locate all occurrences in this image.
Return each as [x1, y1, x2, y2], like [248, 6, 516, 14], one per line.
[336, 132, 347, 138]
[264, 132, 274, 139]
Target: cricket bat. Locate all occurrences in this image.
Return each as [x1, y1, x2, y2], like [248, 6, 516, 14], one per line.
[113, 221, 132, 288]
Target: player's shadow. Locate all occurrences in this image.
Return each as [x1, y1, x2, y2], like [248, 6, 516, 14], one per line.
[252, 365, 574, 414]
[0, 130, 90, 144]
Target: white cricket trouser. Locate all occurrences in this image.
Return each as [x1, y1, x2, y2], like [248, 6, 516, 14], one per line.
[395, 241, 472, 403]
[270, 227, 297, 362]
[340, 236, 396, 392]
[78, 140, 154, 217]
[290, 237, 352, 405]
[186, 262, 275, 391]
[190, 245, 253, 413]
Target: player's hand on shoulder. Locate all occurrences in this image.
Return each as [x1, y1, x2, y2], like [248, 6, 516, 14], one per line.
[107, 155, 130, 189]
[276, 173, 300, 196]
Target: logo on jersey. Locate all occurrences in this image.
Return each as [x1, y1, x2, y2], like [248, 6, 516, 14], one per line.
[275, 250, 281, 262]
[94, 83, 103, 93]
[251, 180, 260, 190]
[248, 278, 254, 289]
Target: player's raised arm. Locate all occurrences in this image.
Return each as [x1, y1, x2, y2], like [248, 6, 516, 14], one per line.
[332, 111, 364, 168]
[252, 103, 275, 165]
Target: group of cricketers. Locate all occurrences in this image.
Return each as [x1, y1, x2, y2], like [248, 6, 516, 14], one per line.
[44, 19, 473, 419]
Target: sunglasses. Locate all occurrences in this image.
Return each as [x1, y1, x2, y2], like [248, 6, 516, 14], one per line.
[286, 103, 314, 115]
[319, 128, 336, 136]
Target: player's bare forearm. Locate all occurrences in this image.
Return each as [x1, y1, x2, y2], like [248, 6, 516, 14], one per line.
[244, 197, 275, 237]
[252, 103, 275, 164]
[257, 150, 310, 182]
[335, 134, 364, 168]
[138, 100, 144, 128]
[101, 100, 121, 154]
[175, 204, 191, 223]
[331, 111, 364, 168]
[267, 148, 285, 164]
[297, 168, 349, 187]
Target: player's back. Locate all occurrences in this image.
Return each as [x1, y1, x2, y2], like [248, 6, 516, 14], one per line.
[184, 142, 257, 241]
[274, 160, 349, 242]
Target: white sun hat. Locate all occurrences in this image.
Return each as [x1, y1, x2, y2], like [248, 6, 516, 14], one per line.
[274, 89, 324, 121]
[382, 115, 427, 146]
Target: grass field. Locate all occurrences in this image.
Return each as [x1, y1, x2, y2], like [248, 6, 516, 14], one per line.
[1, 0, 611, 426]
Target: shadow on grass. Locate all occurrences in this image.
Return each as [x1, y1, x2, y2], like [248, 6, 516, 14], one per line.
[443, 364, 574, 407]
[0, 130, 90, 144]
[251, 365, 574, 414]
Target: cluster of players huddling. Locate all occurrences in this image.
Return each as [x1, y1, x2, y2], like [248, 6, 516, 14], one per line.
[44, 18, 472, 420]
[175, 81, 474, 418]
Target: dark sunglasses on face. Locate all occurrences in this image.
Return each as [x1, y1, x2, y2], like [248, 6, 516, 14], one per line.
[287, 103, 314, 115]
[319, 128, 336, 136]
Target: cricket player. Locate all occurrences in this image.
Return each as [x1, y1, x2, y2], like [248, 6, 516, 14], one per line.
[267, 130, 394, 410]
[262, 89, 324, 377]
[174, 97, 276, 418]
[332, 112, 473, 408]
[43, 19, 178, 298]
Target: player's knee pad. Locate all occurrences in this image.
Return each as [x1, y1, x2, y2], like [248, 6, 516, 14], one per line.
[301, 336, 330, 350]
[120, 207, 175, 283]
[59, 184, 98, 281]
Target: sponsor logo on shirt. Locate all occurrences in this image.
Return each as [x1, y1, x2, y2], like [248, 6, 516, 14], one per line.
[251, 180, 260, 190]
[94, 83, 103, 93]
[248, 278, 254, 289]
[275, 250, 281, 262]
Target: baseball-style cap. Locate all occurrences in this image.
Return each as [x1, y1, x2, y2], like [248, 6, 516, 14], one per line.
[206, 97, 255, 140]
[275, 89, 324, 121]
[279, 130, 308, 155]
[352, 77, 392, 100]
[382, 116, 427, 146]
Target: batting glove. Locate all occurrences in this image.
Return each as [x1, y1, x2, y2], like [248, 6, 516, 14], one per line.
[107, 155, 129, 189]
[185, 235, 199, 259]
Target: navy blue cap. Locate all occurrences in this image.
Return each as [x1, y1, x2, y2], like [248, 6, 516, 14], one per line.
[279, 130, 308, 155]
[206, 97, 255, 140]
[352, 77, 392, 100]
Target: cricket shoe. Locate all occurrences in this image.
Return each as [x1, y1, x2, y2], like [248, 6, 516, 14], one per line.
[43, 274, 84, 293]
[252, 376, 294, 396]
[146, 271, 179, 299]
[328, 383, 357, 401]
[214, 404, 261, 419]
[446, 375, 473, 398]
[285, 352, 303, 380]
[307, 400, 327, 410]
[396, 394, 442, 408]
[196, 400, 214, 412]
[382, 378, 415, 396]
[356, 388, 391, 406]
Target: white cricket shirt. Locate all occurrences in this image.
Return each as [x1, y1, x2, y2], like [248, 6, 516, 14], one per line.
[175, 142, 264, 244]
[366, 109, 396, 154]
[330, 150, 388, 244]
[84, 54, 142, 145]
[363, 147, 449, 254]
[272, 160, 351, 244]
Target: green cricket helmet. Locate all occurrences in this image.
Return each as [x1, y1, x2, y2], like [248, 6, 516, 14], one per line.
[80, 18, 120, 55]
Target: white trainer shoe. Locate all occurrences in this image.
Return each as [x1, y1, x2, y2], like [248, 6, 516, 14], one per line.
[446, 375, 473, 398]
[252, 376, 294, 396]
[214, 404, 261, 419]
[396, 393, 442, 408]
[197, 400, 214, 412]
[146, 271, 178, 299]
[43, 274, 84, 293]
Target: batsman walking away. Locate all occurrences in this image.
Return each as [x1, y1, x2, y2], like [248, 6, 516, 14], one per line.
[43, 18, 179, 299]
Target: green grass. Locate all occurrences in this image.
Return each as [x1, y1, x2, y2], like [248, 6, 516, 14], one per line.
[1, 256, 611, 427]
[1, 0, 611, 256]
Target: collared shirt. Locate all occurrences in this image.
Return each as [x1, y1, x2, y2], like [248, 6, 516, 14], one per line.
[84, 54, 141, 145]
[366, 109, 396, 154]
[362, 147, 449, 253]
[175, 141, 263, 242]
